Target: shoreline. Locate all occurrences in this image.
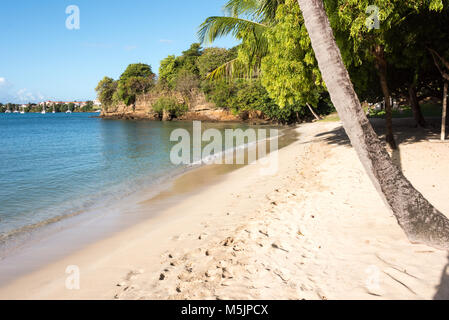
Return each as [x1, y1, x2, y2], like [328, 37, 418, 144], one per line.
[98, 113, 279, 126]
[1, 119, 449, 299]
[0, 123, 296, 291]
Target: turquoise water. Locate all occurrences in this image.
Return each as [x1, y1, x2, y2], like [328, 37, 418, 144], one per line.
[0, 113, 260, 243]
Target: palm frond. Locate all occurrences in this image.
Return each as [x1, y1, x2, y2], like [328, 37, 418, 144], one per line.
[198, 16, 267, 44]
[206, 58, 261, 81]
[223, 0, 260, 17]
[223, 0, 285, 22]
[206, 58, 241, 80]
[257, 0, 285, 22]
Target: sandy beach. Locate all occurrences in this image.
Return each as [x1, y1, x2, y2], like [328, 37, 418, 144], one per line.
[1, 119, 449, 300]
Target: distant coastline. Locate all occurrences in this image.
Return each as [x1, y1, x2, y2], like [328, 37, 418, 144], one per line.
[1, 100, 101, 114]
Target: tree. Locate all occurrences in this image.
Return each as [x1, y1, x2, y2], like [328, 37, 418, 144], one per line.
[117, 63, 155, 106]
[322, 0, 449, 147]
[198, 0, 282, 79]
[197, 47, 237, 78]
[261, 0, 324, 108]
[95, 77, 117, 107]
[378, 8, 449, 128]
[175, 70, 200, 102]
[296, 0, 449, 249]
[159, 55, 178, 88]
[176, 43, 202, 76]
[429, 48, 449, 140]
[119, 63, 155, 80]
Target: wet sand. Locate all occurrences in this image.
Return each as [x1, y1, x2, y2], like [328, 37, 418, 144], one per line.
[0, 125, 296, 295]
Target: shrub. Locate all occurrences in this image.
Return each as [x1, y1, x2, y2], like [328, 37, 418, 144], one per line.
[152, 97, 188, 119]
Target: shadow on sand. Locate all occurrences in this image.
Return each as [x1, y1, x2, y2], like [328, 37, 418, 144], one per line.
[434, 255, 449, 300]
[315, 117, 445, 171]
[315, 117, 449, 300]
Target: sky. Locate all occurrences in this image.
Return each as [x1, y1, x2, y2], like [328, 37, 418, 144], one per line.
[0, 0, 239, 103]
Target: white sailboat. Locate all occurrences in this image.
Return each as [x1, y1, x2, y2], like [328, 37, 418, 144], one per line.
[66, 106, 72, 114]
[41, 106, 46, 114]
[5, 107, 11, 113]
[52, 106, 55, 113]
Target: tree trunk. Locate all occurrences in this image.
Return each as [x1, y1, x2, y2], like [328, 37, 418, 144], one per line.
[306, 103, 321, 120]
[442, 81, 447, 141]
[408, 85, 427, 128]
[297, 0, 449, 250]
[374, 45, 397, 149]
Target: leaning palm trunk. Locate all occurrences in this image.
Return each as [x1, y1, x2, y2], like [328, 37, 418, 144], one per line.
[297, 0, 449, 249]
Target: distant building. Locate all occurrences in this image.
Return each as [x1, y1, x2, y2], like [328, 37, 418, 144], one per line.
[37, 100, 90, 107]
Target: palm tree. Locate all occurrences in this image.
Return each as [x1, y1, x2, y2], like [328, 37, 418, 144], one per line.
[198, 0, 284, 79]
[296, 0, 449, 249]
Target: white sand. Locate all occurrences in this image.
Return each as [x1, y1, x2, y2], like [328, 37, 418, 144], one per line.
[1, 120, 448, 300]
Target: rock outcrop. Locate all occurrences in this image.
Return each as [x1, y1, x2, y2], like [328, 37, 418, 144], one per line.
[100, 90, 246, 122]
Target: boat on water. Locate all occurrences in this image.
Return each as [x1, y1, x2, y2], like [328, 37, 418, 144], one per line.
[5, 109, 11, 113]
[41, 107, 46, 114]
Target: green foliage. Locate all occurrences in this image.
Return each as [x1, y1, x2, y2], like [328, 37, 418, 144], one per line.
[120, 63, 155, 80]
[261, 0, 324, 108]
[159, 55, 177, 88]
[117, 63, 155, 106]
[202, 80, 240, 109]
[203, 79, 333, 123]
[158, 44, 204, 91]
[95, 77, 117, 107]
[197, 0, 279, 80]
[80, 101, 95, 112]
[368, 103, 443, 118]
[177, 43, 202, 77]
[152, 97, 188, 118]
[198, 47, 238, 78]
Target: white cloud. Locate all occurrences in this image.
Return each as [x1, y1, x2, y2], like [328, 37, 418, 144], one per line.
[0, 77, 46, 103]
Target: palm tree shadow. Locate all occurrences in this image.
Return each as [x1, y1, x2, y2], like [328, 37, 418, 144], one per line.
[434, 255, 449, 300]
[316, 118, 442, 147]
[315, 118, 442, 172]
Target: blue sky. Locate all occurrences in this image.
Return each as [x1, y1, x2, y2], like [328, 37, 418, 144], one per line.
[0, 0, 238, 103]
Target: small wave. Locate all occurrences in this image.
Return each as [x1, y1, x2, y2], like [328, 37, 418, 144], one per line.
[189, 131, 284, 167]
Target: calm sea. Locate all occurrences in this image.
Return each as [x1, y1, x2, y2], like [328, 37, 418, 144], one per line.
[0, 113, 264, 247]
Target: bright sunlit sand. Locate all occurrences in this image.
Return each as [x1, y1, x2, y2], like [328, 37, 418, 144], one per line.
[1, 119, 448, 300]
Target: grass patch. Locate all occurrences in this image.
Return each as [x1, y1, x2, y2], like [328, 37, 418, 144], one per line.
[319, 112, 340, 122]
[368, 103, 443, 119]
